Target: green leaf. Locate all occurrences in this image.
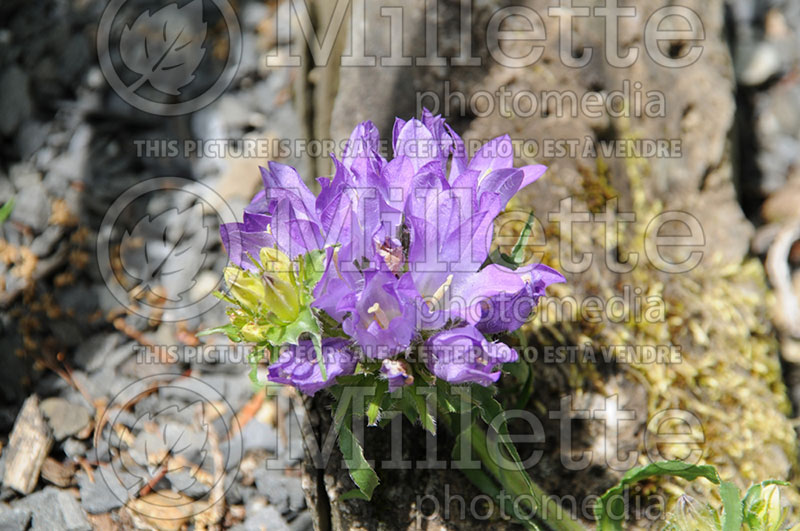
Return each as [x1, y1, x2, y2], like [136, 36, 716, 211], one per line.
[595, 461, 720, 531]
[247, 346, 267, 384]
[509, 211, 536, 265]
[720, 481, 743, 531]
[299, 248, 327, 291]
[483, 211, 536, 270]
[465, 384, 532, 482]
[266, 306, 319, 345]
[340, 488, 371, 501]
[450, 426, 541, 531]
[337, 421, 379, 501]
[398, 391, 419, 425]
[367, 379, 388, 426]
[457, 465, 543, 531]
[435, 380, 458, 414]
[0, 198, 15, 225]
[196, 324, 243, 342]
[459, 386, 555, 521]
[410, 387, 436, 435]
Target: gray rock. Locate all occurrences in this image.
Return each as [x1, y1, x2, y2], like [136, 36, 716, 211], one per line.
[225, 483, 258, 506]
[54, 286, 99, 317]
[241, 2, 270, 31]
[220, 433, 243, 472]
[2, 273, 28, 299]
[61, 439, 87, 460]
[241, 419, 279, 454]
[39, 398, 91, 441]
[16, 121, 50, 161]
[0, 176, 13, 205]
[290, 512, 314, 531]
[129, 421, 208, 469]
[284, 477, 306, 512]
[0, 66, 32, 137]
[233, 505, 290, 531]
[165, 469, 211, 498]
[13, 487, 91, 531]
[253, 468, 285, 499]
[30, 225, 63, 257]
[57, 490, 92, 531]
[8, 163, 41, 189]
[57, 34, 90, 85]
[48, 320, 82, 348]
[45, 126, 90, 187]
[77, 464, 140, 514]
[0, 507, 31, 531]
[74, 334, 120, 373]
[9, 183, 49, 232]
[254, 470, 305, 513]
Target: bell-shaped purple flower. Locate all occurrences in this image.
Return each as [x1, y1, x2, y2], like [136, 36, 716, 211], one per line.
[425, 325, 518, 386]
[342, 270, 415, 359]
[267, 338, 358, 395]
[475, 264, 566, 334]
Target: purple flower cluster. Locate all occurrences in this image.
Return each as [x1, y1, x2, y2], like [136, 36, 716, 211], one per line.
[221, 111, 564, 394]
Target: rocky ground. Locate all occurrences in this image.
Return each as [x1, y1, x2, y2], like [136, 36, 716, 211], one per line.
[0, 0, 316, 529]
[1, 0, 800, 530]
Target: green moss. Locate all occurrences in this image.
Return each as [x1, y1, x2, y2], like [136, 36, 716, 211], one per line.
[510, 126, 800, 522]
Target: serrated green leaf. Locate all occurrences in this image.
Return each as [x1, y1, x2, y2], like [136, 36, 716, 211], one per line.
[367, 379, 388, 426]
[411, 387, 436, 435]
[196, 324, 243, 342]
[595, 461, 720, 531]
[720, 481, 743, 531]
[265, 306, 320, 346]
[398, 391, 419, 425]
[338, 421, 379, 500]
[299, 248, 327, 293]
[435, 380, 458, 414]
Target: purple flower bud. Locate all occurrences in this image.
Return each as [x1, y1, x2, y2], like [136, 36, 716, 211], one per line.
[475, 264, 566, 334]
[267, 338, 357, 395]
[380, 359, 414, 391]
[425, 325, 518, 386]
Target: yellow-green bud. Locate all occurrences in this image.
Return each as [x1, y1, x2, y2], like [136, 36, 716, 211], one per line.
[224, 267, 267, 314]
[259, 248, 301, 322]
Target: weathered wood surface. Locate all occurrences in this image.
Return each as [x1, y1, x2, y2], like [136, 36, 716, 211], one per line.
[3, 395, 53, 495]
